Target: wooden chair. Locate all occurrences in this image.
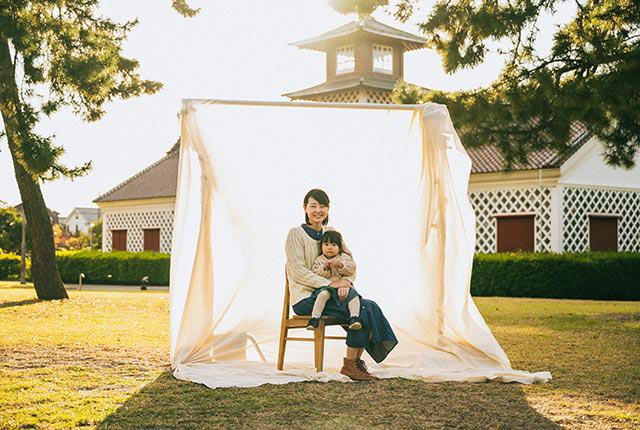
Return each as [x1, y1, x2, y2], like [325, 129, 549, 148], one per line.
[277, 275, 346, 372]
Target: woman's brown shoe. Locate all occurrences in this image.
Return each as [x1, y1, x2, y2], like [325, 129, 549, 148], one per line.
[340, 358, 375, 381]
[356, 359, 378, 380]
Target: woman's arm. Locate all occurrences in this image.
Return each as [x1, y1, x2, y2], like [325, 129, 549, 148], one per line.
[285, 229, 331, 289]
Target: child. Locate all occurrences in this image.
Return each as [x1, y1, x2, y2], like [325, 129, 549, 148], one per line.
[307, 230, 362, 331]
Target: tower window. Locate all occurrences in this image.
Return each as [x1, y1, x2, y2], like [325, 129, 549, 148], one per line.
[336, 45, 354, 74]
[372, 45, 393, 74]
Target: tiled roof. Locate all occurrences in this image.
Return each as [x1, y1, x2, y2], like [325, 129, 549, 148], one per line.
[93, 140, 180, 203]
[283, 73, 397, 98]
[467, 122, 592, 174]
[291, 17, 428, 52]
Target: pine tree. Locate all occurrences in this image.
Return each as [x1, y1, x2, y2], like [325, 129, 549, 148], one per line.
[0, 1, 162, 299]
[328, 0, 389, 18]
[391, 0, 639, 169]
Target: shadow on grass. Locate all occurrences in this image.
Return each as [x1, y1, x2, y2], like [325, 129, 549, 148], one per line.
[98, 370, 560, 430]
[0, 298, 41, 308]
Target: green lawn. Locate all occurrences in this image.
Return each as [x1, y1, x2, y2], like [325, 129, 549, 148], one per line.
[1, 284, 638, 429]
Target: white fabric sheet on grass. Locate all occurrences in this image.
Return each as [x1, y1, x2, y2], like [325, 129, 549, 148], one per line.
[171, 100, 551, 388]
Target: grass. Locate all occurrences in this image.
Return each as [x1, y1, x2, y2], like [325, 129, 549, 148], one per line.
[1, 283, 639, 429]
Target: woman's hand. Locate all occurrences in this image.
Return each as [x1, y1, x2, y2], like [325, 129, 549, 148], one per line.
[329, 278, 351, 300]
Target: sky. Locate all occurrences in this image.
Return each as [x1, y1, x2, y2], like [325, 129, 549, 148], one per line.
[0, 0, 575, 217]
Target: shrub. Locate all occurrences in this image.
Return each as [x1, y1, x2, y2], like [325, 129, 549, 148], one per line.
[0, 253, 30, 281]
[55, 250, 170, 285]
[471, 252, 640, 301]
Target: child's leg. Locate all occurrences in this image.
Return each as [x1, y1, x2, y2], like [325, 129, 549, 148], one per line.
[311, 290, 331, 318]
[347, 296, 360, 317]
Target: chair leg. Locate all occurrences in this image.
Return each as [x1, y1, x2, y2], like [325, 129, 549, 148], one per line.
[314, 320, 326, 372]
[277, 326, 287, 371]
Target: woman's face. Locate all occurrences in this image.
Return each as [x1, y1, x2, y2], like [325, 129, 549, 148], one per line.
[304, 197, 328, 226]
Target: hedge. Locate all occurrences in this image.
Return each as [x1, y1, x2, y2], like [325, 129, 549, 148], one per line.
[2, 251, 639, 299]
[0, 253, 30, 281]
[55, 250, 170, 285]
[470, 252, 640, 301]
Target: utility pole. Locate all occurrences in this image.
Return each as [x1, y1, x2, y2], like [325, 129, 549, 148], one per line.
[20, 211, 26, 284]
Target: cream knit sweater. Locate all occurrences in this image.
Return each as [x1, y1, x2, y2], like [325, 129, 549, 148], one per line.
[284, 225, 356, 305]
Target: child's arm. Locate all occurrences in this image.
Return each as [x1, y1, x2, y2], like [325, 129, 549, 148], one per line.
[336, 253, 356, 277]
[312, 255, 331, 278]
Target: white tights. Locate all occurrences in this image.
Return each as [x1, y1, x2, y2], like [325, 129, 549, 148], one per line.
[311, 289, 360, 318]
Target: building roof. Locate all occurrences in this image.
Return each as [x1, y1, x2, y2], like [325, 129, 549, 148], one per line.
[66, 207, 102, 223]
[93, 141, 180, 203]
[283, 73, 397, 99]
[467, 122, 592, 174]
[291, 17, 428, 52]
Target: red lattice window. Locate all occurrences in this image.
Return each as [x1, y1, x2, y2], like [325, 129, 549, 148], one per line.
[589, 216, 618, 251]
[496, 215, 535, 252]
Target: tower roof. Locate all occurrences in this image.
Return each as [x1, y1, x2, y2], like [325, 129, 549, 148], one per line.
[283, 74, 397, 99]
[291, 17, 427, 52]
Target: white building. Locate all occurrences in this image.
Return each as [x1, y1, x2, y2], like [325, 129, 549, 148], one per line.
[467, 123, 640, 253]
[93, 142, 178, 253]
[64, 207, 102, 234]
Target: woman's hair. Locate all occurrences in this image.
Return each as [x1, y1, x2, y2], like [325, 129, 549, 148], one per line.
[319, 230, 343, 253]
[303, 188, 330, 226]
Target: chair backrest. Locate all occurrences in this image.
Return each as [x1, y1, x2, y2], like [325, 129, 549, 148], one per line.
[281, 273, 291, 321]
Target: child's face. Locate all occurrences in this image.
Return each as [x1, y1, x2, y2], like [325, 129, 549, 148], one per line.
[322, 241, 339, 258]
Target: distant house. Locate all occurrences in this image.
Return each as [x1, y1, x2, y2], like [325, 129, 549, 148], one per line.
[93, 142, 178, 253]
[64, 207, 102, 235]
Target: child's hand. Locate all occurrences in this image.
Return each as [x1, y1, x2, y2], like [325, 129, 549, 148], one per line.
[323, 262, 331, 271]
[329, 260, 344, 269]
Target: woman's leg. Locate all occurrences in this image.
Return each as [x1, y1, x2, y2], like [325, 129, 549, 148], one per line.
[345, 347, 365, 360]
[346, 346, 359, 360]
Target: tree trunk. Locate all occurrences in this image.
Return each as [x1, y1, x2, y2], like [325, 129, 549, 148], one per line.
[0, 37, 67, 300]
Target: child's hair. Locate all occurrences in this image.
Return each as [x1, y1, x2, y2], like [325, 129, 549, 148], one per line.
[319, 230, 343, 253]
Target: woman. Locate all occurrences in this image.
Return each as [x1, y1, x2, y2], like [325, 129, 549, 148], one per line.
[284, 188, 398, 381]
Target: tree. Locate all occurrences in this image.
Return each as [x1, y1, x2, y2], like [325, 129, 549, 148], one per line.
[67, 233, 90, 251]
[0, 1, 162, 299]
[53, 224, 71, 251]
[90, 218, 102, 251]
[0, 204, 27, 254]
[390, 0, 639, 169]
[328, 0, 389, 18]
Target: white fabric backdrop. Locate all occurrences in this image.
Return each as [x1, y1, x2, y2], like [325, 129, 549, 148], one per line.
[170, 100, 551, 388]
